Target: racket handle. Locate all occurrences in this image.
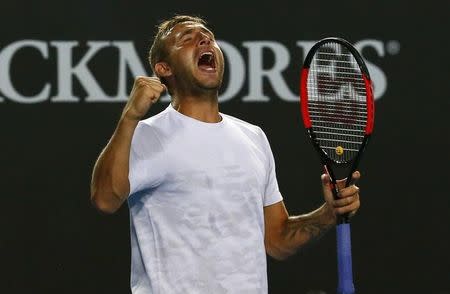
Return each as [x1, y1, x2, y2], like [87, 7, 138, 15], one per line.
[336, 223, 355, 294]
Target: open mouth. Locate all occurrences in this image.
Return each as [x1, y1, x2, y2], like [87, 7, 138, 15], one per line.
[197, 51, 216, 72]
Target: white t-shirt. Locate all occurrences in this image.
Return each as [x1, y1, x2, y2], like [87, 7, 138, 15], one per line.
[127, 104, 283, 294]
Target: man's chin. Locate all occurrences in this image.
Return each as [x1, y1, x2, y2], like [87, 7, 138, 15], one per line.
[195, 78, 222, 92]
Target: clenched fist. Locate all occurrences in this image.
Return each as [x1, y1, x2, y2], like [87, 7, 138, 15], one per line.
[122, 76, 167, 121]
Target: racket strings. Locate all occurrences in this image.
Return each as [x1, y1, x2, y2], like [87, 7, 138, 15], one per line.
[307, 42, 368, 162]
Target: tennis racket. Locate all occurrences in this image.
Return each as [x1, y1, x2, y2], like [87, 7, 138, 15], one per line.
[299, 37, 375, 294]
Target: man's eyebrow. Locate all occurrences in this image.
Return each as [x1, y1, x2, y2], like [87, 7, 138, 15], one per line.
[178, 28, 194, 39]
[201, 27, 215, 38]
[178, 26, 215, 40]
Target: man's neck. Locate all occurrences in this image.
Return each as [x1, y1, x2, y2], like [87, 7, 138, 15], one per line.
[171, 95, 221, 123]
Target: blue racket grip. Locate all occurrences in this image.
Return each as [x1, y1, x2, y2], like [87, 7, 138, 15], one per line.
[336, 223, 355, 294]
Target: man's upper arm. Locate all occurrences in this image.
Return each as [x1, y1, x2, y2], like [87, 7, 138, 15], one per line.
[263, 200, 289, 259]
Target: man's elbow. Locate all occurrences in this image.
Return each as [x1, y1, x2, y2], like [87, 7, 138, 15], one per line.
[265, 240, 295, 261]
[90, 192, 121, 214]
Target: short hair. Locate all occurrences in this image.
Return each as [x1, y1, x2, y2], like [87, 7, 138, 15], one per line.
[148, 15, 207, 73]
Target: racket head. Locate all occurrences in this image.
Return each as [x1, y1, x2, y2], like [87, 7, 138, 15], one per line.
[299, 37, 374, 167]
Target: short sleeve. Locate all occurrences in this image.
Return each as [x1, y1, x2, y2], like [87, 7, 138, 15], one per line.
[258, 127, 283, 206]
[128, 122, 166, 196]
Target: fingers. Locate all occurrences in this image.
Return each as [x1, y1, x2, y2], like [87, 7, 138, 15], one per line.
[322, 170, 361, 219]
[348, 170, 360, 186]
[334, 184, 360, 216]
[337, 184, 359, 199]
[134, 76, 167, 94]
[336, 171, 360, 190]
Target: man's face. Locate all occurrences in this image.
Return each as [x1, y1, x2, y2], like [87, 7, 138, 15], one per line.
[163, 21, 225, 94]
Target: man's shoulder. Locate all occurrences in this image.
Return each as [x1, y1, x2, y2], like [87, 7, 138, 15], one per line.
[131, 106, 172, 145]
[222, 113, 263, 135]
[139, 105, 171, 128]
[222, 113, 273, 151]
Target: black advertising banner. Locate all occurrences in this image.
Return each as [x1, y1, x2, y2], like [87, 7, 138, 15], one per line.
[1, 1, 449, 293]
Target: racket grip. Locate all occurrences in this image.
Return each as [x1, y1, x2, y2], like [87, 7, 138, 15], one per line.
[336, 223, 355, 294]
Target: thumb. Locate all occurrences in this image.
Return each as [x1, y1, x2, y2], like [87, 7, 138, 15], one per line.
[321, 173, 335, 201]
[161, 82, 168, 93]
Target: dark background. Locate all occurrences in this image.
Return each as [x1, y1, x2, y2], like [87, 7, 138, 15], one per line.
[1, 1, 449, 293]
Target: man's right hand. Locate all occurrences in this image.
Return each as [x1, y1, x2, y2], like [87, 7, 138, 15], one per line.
[122, 76, 167, 121]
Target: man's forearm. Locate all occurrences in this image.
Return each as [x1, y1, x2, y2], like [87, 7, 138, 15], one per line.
[90, 116, 139, 213]
[278, 203, 336, 259]
[287, 203, 335, 242]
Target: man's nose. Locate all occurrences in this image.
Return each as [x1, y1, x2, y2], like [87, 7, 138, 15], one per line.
[199, 35, 211, 46]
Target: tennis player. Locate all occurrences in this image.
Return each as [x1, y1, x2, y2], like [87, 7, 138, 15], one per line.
[90, 15, 361, 294]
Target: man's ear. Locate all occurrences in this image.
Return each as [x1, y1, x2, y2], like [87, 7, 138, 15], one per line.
[154, 62, 172, 78]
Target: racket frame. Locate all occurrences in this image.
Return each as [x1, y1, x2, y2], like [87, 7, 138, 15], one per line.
[299, 37, 375, 294]
[300, 37, 374, 215]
